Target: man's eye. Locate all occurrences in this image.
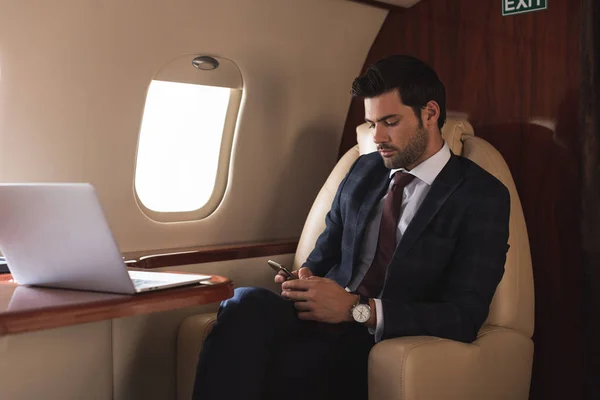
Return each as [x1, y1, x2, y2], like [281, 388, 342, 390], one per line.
[367, 124, 375, 129]
[384, 121, 398, 127]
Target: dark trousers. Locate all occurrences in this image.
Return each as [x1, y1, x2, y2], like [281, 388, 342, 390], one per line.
[192, 287, 375, 400]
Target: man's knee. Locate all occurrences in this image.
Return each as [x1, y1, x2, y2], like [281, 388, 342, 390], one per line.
[218, 286, 281, 320]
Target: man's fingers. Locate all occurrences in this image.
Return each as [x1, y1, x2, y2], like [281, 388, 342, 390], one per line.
[281, 289, 311, 301]
[293, 300, 314, 311]
[296, 311, 316, 321]
[282, 278, 316, 291]
[274, 270, 297, 283]
[286, 270, 300, 279]
[298, 267, 313, 279]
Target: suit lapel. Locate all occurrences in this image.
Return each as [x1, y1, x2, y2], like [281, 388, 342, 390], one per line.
[392, 154, 464, 263]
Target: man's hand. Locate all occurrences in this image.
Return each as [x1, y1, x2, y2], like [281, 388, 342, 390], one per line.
[273, 266, 312, 283]
[281, 277, 357, 324]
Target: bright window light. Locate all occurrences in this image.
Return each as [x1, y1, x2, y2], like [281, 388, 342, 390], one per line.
[135, 80, 231, 212]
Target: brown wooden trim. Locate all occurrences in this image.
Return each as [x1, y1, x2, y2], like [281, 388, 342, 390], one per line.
[347, 0, 403, 11]
[581, 0, 600, 397]
[0, 276, 232, 336]
[124, 240, 298, 270]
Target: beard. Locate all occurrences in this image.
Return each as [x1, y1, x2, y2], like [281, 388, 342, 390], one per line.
[379, 124, 429, 170]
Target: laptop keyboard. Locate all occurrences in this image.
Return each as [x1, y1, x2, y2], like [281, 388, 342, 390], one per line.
[131, 278, 168, 288]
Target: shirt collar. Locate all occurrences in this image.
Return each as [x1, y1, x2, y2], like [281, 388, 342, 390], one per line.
[389, 141, 451, 185]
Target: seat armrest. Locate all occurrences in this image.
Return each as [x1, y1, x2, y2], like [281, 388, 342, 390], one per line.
[368, 326, 533, 400]
[177, 313, 218, 400]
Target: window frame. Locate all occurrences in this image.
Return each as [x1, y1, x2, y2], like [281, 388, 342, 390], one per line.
[133, 54, 243, 223]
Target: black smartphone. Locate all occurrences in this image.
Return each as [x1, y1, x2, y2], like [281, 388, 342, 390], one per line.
[267, 260, 297, 280]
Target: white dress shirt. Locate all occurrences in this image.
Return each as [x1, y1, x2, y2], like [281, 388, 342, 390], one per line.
[346, 141, 451, 342]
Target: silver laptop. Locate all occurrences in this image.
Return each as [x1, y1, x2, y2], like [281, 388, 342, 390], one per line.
[0, 183, 212, 294]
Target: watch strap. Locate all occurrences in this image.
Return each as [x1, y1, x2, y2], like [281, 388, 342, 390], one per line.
[358, 293, 369, 305]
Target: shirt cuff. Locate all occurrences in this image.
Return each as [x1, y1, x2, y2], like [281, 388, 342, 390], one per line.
[367, 298, 384, 342]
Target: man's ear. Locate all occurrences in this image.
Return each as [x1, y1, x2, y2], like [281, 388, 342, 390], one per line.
[422, 101, 440, 127]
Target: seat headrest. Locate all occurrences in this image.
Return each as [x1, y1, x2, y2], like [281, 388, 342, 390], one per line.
[355, 117, 474, 155]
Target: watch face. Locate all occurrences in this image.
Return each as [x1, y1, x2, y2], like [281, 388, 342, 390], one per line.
[352, 304, 371, 323]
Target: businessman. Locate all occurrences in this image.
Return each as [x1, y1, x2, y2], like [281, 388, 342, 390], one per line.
[193, 54, 510, 400]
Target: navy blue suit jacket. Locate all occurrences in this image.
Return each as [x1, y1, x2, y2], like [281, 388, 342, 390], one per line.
[303, 152, 510, 343]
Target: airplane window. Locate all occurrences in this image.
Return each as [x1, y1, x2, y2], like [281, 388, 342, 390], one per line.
[136, 81, 230, 212]
[134, 55, 242, 222]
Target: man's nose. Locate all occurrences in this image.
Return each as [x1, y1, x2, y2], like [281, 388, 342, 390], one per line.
[372, 124, 387, 143]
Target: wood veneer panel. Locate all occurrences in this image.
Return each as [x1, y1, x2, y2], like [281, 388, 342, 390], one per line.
[347, 0, 398, 11]
[341, 1, 583, 398]
[0, 241, 298, 273]
[581, 0, 600, 397]
[0, 276, 232, 336]
[124, 240, 298, 269]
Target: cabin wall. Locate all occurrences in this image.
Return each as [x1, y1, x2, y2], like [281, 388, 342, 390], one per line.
[0, 1, 392, 398]
[0, 321, 113, 399]
[0, 0, 386, 253]
[340, 1, 582, 399]
[0, 1, 390, 399]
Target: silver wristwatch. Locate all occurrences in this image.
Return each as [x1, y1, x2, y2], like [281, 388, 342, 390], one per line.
[351, 294, 371, 324]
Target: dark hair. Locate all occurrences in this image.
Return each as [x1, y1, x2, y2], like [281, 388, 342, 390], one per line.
[351, 55, 446, 130]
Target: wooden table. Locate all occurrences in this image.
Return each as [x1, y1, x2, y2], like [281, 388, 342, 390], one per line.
[0, 274, 233, 336]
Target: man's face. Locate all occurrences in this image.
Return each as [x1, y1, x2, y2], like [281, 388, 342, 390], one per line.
[364, 90, 429, 170]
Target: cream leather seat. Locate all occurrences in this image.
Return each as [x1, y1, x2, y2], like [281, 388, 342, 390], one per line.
[177, 118, 535, 400]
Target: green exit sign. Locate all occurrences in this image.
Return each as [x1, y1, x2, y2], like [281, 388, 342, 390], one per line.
[503, 0, 547, 16]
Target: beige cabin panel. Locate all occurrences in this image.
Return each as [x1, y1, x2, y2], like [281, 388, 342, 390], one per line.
[112, 254, 292, 400]
[113, 306, 211, 400]
[0, 321, 112, 400]
[0, 0, 386, 252]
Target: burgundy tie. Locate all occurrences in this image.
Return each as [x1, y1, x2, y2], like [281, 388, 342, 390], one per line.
[357, 172, 415, 298]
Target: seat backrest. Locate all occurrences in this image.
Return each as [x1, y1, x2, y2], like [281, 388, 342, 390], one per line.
[293, 118, 534, 337]
[460, 127, 534, 337]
